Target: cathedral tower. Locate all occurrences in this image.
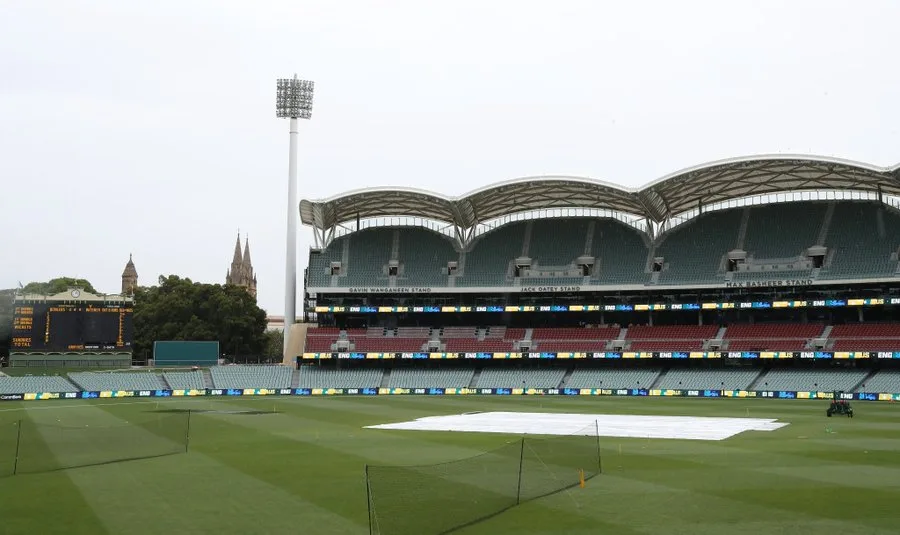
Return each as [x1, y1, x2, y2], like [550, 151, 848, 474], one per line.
[226, 233, 257, 298]
[121, 254, 138, 295]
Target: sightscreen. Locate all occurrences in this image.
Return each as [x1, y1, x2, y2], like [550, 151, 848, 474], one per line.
[153, 341, 219, 366]
[366, 422, 601, 535]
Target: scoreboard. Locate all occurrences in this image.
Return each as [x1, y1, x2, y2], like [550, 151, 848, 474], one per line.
[11, 302, 133, 352]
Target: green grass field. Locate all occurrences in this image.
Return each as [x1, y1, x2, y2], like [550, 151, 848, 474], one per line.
[0, 395, 897, 534]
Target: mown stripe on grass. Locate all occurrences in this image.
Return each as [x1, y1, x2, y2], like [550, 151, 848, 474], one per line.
[0, 406, 109, 534]
[186, 398, 615, 533]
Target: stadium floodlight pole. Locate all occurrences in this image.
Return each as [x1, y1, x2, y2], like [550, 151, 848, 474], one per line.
[276, 74, 314, 359]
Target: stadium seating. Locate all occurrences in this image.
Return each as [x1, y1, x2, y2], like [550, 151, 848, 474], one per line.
[388, 369, 474, 388]
[305, 202, 900, 290]
[753, 369, 867, 392]
[209, 365, 292, 389]
[532, 327, 620, 351]
[296, 367, 383, 389]
[344, 228, 394, 287]
[565, 368, 660, 389]
[350, 337, 428, 352]
[625, 325, 718, 351]
[527, 219, 590, 266]
[855, 370, 900, 393]
[655, 209, 743, 284]
[476, 369, 566, 389]
[306, 327, 339, 352]
[820, 202, 900, 280]
[830, 324, 900, 350]
[655, 369, 759, 391]
[163, 371, 205, 390]
[68, 372, 167, 391]
[306, 241, 344, 287]
[725, 323, 824, 351]
[457, 222, 528, 286]
[589, 220, 650, 285]
[743, 203, 827, 259]
[396, 228, 458, 286]
[0, 376, 79, 394]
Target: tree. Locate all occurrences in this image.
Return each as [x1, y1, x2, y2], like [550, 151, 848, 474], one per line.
[132, 275, 267, 363]
[264, 330, 284, 360]
[22, 277, 98, 296]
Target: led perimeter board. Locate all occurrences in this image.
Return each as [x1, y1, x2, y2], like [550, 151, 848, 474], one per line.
[11, 290, 134, 353]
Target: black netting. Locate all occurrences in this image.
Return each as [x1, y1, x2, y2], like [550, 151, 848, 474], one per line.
[4, 411, 191, 476]
[366, 422, 600, 535]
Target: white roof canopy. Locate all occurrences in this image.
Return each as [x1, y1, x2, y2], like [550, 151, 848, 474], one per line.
[300, 155, 900, 230]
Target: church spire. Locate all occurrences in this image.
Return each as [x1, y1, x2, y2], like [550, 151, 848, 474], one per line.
[242, 235, 252, 268]
[232, 232, 243, 265]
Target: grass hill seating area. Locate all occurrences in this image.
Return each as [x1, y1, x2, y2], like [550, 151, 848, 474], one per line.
[305, 201, 900, 289]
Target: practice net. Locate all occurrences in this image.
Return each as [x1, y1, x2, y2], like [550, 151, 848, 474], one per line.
[1, 411, 191, 477]
[365, 422, 601, 535]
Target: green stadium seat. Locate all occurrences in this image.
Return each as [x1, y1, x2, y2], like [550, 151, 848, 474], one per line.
[565, 369, 660, 389]
[655, 369, 758, 391]
[655, 210, 742, 284]
[589, 220, 649, 285]
[0, 376, 79, 394]
[528, 219, 590, 266]
[457, 222, 528, 287]
[209, 365, 292, 389]
[820, 202, 900, 280]
[69, 372, 167, 391]
[396, 228, 457, 287]
[743, 203, 827, 259]
[163, 371, 205, 390]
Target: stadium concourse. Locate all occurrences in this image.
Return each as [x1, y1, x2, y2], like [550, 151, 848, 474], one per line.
[279, 154, 900, 400]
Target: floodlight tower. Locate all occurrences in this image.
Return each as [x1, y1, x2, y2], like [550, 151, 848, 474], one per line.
[276, 75, 314, 358]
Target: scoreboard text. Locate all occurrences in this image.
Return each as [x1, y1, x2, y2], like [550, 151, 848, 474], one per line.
[12, 303, 134, 352]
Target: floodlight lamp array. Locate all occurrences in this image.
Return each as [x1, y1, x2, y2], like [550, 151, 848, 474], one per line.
[276, 78, 315, 119]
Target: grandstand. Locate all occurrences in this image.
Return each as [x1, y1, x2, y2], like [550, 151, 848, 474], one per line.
[290, 155, 900, 398]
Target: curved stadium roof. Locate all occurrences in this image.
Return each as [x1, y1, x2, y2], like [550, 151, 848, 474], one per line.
[299, 155, 900, 229]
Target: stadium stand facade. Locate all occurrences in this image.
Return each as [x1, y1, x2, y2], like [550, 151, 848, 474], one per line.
[290, 155, 900, 399]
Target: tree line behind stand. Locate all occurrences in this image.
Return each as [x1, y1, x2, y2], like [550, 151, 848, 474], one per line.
[0, 275, 278, 364]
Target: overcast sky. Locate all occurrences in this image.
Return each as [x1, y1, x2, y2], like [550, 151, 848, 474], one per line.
[2, 0, 899, 315]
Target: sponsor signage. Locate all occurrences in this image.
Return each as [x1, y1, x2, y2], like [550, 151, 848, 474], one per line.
[0, 387, 898, 402]
[314, 296, 891, 314]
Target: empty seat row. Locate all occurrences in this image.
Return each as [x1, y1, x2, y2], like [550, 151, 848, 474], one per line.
[209, 365, 292, 389]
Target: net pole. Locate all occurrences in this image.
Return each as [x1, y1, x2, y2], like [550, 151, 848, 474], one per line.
[515, 437, 525, 505]
[185, 410, 192, 453]
[13, 420, 22, 476]
[596, 419, 602, 473]
[365, 465, 374, 535]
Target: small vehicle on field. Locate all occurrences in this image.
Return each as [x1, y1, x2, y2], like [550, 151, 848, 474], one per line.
[827, 391, 853, 418]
